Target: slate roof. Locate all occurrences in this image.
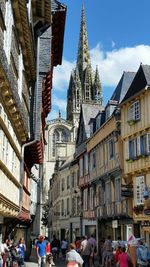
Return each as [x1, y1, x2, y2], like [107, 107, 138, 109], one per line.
[110, 71, 136, 104]
[51, 0, 66, 11]
[82, 103, 103, 138]
[122, 64, 150, 103]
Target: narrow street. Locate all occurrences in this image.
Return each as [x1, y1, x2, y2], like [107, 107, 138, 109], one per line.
[25, 247, 68, 267]
[25, 247, 99, 267]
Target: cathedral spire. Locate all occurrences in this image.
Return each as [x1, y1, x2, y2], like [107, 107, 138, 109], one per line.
[76, 4, 91, 82]
[93, 66, 103, 104]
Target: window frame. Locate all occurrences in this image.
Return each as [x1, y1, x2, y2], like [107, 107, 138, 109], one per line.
[128, 100, 140, 122]
[108, 138, 115, 160]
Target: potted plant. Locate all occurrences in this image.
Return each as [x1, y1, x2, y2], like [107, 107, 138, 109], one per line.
[126, 159, 134, 163]
[133, 204, 144, 215]
[127, 120, 136, 126]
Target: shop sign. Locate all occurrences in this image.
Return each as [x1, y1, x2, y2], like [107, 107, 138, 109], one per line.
[112, 220, 118, 228]
[141, 221, 150, 227]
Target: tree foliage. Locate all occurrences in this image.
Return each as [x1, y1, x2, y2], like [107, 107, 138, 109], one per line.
[41, 201, 49, 227]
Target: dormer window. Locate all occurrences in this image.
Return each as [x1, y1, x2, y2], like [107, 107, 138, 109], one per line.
[128, 100, 140, 122]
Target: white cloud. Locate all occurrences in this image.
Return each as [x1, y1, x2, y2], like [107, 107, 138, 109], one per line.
[50, 43, 150, 118]
[52, 95, 67, 112]
[53, 59, 75, 91]
[90, 44, 150, 86]
[53, 44, 150, 91]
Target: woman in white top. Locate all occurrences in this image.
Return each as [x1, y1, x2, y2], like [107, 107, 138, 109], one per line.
[66, 243, 83, 267]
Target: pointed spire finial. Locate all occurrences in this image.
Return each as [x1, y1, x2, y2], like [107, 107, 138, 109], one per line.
[77, 4, 91, 82]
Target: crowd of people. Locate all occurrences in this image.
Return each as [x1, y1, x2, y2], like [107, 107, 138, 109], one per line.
[0, 237, 26, 267]
[35, 234, 97, 267]
[99, 236, 150, 267]
[2, 233, 150, 267]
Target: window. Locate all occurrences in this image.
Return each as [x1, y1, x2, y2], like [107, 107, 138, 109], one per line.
[128, 101, 140, 121]
[115, 178, 121, 202]
[135, 176, 145, 205]
[128, 134, 150, 160]
[67, 176, 70, 189]
[61, 199, 64, 216]
[61, 179, 65, 191]
[92, 151, 96, 169]
[140, 134, 150, 156]
[84, 153, 88, 175]
[108, 139, 114, 160]
[67, 198, 70, 215]
[52, 130, 59, 157]
[129, 139, 137, 159]
[52, 128, 70, 157]
[105, 181, 111, 204]
[83, 188, 88, 210]
[79, 158, 83, 177]
[90, 187, 94, 209]
[72, 172, 75, 188]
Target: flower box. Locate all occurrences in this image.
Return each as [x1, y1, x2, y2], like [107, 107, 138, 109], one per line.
[127, 120, 136, 126]
[133, 204, 144, 215]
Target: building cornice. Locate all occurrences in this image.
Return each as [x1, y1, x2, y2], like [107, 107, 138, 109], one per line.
[0, 193, 19, 217]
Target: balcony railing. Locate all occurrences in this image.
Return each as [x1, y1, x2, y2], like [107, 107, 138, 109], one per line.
[96, 199, 129, 219]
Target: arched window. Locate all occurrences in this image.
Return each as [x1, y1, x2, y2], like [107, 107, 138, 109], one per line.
[52, 128, 70, 157]
[52, 130, 59, 157]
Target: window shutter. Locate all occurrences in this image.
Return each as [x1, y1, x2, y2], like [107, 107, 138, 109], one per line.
[147, 134, 150, 154]
[137, 136, 141, 156]
[125, 141, 129, 159]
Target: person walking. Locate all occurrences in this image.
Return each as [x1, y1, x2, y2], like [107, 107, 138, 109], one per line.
[66, 243, 83, 267]
[10, 242, 22, 267]
[88, 235, 97, 267]
[0, 241, 4, 267]
[3, 239, 11, 267]
[102, 236, 113, 267]
[36, 235, 47, 267]
[118, 247, 130, 267]
[80, 236, 92, 267]
[61, 238, 68, 260]
[18, 238, 26, 266]
[137, 240, 149, 267]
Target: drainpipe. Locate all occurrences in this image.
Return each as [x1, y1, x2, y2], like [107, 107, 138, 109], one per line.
[19, 140, 37, 212]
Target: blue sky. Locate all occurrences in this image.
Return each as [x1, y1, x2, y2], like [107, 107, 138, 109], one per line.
[48, 0, 150, 120]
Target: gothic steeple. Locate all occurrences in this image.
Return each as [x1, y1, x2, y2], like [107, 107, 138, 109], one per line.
[76, 5, 91, 85]
[93, 66, 103, 104]
[66, 5, 103, 126]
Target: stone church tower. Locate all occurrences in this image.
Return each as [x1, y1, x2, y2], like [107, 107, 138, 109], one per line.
[66, 6, 103, 129]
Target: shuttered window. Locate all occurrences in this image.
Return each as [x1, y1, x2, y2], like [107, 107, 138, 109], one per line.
[108, 138, 115, 160]
[115, 178, 121, 202]
[105, 181, 111, 204]
[128, 133, 150, 160]
[128, 101, 140, 121]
